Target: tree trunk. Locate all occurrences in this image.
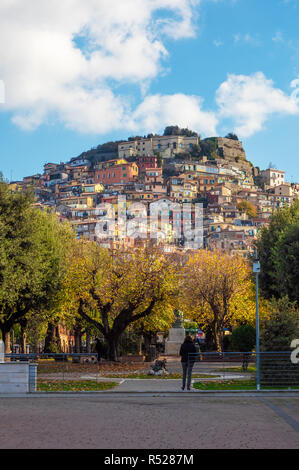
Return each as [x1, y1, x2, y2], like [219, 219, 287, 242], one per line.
[44, 323, 61, 353]
[86, 331, 91, 353]
[214, 328, 222, 353]
[44, 322, 55, 353]
[21, 323, 27, 354]
[74, 325, 82, 354]
[143, 333, 152, 356]
[138, 335, 143, 356]
[0, 326, 11, 359]
[4, 331, 11, 354]
[106, 334, 121, 362]
[210, 320, 222, 353]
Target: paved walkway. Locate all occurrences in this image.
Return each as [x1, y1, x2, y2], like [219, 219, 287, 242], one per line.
[1, 394, 299, 448]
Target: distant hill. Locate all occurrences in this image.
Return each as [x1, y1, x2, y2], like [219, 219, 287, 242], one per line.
[70, 127, 257, 181]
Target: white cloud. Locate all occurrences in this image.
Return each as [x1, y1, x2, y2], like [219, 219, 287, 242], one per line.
[215, 72, 299, 137]
[272, 31, 284, 43]
[2, 2, 299, 141]
[131, 94, 218, 135]
[0, 0, 216, 135]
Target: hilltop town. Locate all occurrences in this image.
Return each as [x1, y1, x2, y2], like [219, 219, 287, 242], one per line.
[10, 126, 299, 255]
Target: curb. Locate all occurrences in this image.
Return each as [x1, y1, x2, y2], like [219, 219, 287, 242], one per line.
[1, 390, 299, 398]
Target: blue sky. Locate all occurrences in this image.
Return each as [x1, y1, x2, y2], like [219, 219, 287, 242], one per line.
[1, 0, 299, 181]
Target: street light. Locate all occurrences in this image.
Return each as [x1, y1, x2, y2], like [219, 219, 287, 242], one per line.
[253, 249, 261, 391]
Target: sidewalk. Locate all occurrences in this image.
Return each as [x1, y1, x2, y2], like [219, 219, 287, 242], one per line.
[111, 378, 188, 392]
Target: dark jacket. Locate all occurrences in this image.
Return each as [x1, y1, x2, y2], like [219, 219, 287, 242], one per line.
[179, 342, 197, 364]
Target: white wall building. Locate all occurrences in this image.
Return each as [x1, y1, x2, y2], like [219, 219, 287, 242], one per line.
[261, 168, 285, 187]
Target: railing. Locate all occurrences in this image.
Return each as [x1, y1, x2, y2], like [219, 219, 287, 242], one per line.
[188, 351, 299, 390]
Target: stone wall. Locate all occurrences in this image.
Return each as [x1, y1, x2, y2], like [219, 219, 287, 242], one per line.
[216, 138, 255, 184]
[0, 363, 37, 394]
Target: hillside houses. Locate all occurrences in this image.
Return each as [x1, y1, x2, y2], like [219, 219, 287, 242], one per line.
[10, 131, 298, 256]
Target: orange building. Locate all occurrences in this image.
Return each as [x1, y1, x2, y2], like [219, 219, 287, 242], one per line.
[95, 159, 138, 185]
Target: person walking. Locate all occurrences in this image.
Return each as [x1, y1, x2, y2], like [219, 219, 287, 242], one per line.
[180, 335, 197, 391]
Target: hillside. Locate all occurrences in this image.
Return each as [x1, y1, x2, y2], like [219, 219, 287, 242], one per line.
[70, 127, 258, 183]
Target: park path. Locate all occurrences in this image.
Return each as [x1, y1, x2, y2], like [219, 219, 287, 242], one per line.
[108, 378, 189, 392]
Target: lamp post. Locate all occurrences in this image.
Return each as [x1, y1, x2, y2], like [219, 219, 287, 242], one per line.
[253, 249, 261, 391]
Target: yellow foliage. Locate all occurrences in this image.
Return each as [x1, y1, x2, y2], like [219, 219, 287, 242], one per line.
[181, 250, 257, 350]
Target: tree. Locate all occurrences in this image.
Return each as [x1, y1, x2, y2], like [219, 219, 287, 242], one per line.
[199, 138, 217, 160]
[155, 152, 163, 168]
[230, 325, 256, 371]
[231, 325, 256, 352]
[225, 133, 239, 141]
[257, 200, 299, 300]
[260, 297, 299, 352]
[182, 250, 256, 351]
[62, 241, 178, 361]
[163, 126, 181, 136]
[237, 201, 258, 219]
[0, 183, 74, 352]
[273, 225, 299, 302]
[163, 126, 198, 137]
[133, 305, 175, 359]
[190, 144, 201, 160]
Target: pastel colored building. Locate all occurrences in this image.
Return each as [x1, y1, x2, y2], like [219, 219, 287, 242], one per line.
[95, 159, 138, 185]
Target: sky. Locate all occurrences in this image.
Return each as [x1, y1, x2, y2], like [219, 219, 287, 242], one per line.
[1, 0, 299, 181]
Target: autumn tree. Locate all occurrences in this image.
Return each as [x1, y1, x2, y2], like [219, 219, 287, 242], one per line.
[133, 304, 175, 358]
[182, 250, 256, 351]
[237, 201, 258, 219]
[62, 241, 178, 361]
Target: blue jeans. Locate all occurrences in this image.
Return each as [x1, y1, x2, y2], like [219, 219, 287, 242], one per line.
[182, 362, 194, 389]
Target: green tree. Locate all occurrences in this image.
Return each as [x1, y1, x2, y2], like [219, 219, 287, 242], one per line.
[155, 152, 163, 168]
[199, 139, 217, 160]
[225, 133, 239, 141]
[163, 126, 198, 137]
[190, 144, 201, 160]
[257, 200, 299, 300]
[0, 183, 74, 352]
[230, 325, 256, 371]
[260, 297, 299, 351]
[274, 225, 299, 302]
[231, 325, 256, 352]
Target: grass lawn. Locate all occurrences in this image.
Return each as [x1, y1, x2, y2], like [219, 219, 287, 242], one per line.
[104, 373, 219, 379]
[213, 366, 257, 373]
[37, 380, 118, 392]
[193, 380, 299, 391]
